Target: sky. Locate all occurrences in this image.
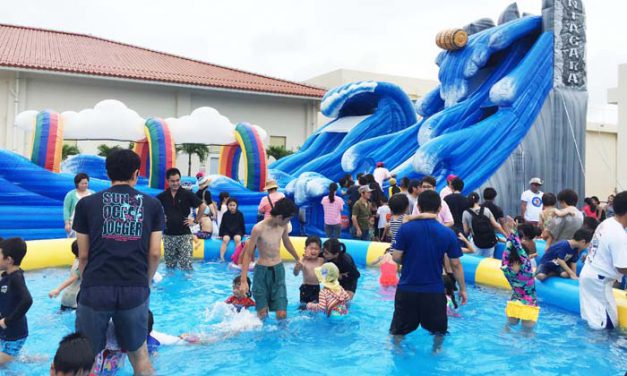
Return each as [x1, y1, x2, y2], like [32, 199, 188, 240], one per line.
[0, 0, 624, 122]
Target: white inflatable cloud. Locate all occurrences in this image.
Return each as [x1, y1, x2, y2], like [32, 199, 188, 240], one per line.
[167, 107, 235, 145]
[63, 100, 145, 140]
[14, 110, 39, 131]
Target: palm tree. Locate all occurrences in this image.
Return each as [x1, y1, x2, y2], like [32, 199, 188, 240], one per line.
[97, 144, 123, 158]
[176, 143, 210, 176]
[62, 144, 81, 160]
[266, 145, 293, 161]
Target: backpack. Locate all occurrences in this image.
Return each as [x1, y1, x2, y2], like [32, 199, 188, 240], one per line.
[467, 206, 497, 249]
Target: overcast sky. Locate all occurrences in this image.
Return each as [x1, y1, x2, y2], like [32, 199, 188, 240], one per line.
[1, 0, 624, 122]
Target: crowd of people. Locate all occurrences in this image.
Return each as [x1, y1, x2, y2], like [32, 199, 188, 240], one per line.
[0, 150, 624, 374]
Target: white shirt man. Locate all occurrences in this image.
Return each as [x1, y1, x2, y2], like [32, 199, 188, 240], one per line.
[579, 191, 627, 330]
[520, 177, 543, 224]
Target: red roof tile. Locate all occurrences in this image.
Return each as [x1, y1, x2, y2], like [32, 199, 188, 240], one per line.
[0, 24, 326, 98]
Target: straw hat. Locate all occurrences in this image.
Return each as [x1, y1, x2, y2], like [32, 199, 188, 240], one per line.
[314, 263, 342, 292]
[263, 180, 279, 191]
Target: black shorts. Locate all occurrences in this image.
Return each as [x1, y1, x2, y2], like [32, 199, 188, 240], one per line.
[389, 289, 447, 336]
[299, 284, 320, 304]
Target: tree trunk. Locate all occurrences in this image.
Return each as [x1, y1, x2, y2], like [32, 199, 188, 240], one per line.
[188, 153, 192, 176]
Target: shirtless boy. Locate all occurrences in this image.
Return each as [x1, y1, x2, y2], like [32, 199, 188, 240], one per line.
[293, 236, 325, 308]
[240, 198, 299, 319]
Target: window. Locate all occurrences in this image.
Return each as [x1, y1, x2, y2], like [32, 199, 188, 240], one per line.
[270, 136, 287, 148]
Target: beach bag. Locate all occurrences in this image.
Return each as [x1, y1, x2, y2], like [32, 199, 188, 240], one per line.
[467, 206, 497, 249]
[256, 194, 274, 222]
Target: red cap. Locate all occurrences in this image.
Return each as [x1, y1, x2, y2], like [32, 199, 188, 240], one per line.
[446, 174, 458, 183]
[376, 162, 384, 167]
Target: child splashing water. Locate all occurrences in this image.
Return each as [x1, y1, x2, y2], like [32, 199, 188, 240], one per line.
[501, 218, 539, 333]
[224, 276, 255, 312]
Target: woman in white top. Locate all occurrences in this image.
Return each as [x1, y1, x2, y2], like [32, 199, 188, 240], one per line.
[63, 173, 94, 237]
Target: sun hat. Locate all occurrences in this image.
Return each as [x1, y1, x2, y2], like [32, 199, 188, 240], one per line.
[314, 263, 342, 292]
[446, 174, 458, 183]
[358, 185, 373, 193]
[529, 177, 543, 186]
[263, 180, 279, 191]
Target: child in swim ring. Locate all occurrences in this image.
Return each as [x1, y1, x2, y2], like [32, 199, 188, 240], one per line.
[293, 236, 325, 308]
[230, 240, 255, 268]
[306, 263, 351, 317]
[225, 275, 255, 312]
[370, 248, 398, 288]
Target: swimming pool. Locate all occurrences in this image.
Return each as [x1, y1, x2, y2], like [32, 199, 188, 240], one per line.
[8, 262, 627, 375]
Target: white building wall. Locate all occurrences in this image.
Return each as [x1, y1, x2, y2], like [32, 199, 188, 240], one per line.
[0, 70, 319, 177]
[585, 123, 617, 199]
[614, 64, 627, 192]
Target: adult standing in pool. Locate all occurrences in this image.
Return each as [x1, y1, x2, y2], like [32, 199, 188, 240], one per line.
[63, 173, 94, 238]
[72, 149, 164, 375]
[520, 177, 543, 225]
[390, 190, 467, 352]
[579, 191, 627, 330]
[157, 168, 206, 270]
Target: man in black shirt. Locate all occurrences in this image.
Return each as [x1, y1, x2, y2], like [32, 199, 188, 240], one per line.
[157, 168, 206, 270]
[444, 177, 470, 235]
[482, 187, 505, 225]
[73, 149, 164, 375]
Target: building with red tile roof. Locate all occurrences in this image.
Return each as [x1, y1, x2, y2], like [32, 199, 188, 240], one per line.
[0, 23, 324, 172]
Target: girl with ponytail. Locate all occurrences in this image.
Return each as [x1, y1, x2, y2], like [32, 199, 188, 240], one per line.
[321, 239, 360, 299]
[321, 183, 345, 239]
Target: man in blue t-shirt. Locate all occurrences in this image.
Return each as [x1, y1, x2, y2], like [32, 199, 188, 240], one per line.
[73, 149, 164, 375]
[390, 190, 467, 352]
[536, 229, 592, 281]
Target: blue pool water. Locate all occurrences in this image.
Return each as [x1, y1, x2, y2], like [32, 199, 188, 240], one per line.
[6, 262, 627, 375]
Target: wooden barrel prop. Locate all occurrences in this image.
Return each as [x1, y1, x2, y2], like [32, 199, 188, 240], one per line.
[435, 28, 468, 50]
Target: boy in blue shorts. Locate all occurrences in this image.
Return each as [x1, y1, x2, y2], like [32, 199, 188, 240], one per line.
[0, 237, 33, 364]
[536, 229, 593, 281]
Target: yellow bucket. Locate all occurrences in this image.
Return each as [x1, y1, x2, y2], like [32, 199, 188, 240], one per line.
[505, 300, 540, 322]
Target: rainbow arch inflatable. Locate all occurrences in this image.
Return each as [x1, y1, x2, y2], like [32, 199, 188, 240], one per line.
[30, 110, 64, 173]
[143, 118, 176, 190]
[218, 122, 267, 191]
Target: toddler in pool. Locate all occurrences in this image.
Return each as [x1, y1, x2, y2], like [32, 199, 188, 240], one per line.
[370, 248, 398, 288]
[225, 275, 255, 312]
[306, 263, 351, 317]
[293, 236, 325, 307]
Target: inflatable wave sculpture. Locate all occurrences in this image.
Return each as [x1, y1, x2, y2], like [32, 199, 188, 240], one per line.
[270, 81, 417, 180]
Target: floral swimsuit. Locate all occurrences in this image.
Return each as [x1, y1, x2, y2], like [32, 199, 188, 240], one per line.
[501, 233, 537, 306]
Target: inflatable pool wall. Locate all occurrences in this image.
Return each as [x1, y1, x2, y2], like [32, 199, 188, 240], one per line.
[22, 237, 627, 329]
